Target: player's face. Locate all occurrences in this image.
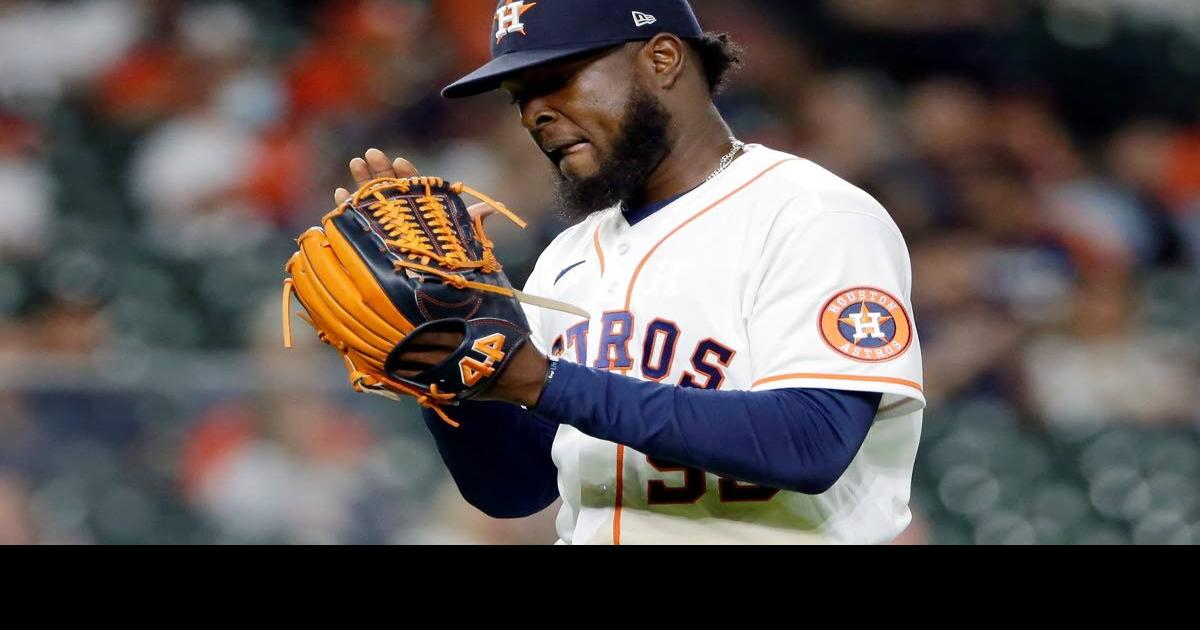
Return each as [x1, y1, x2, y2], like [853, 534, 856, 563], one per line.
[503, 45, 676, 220]
[502, 46, 639, 181]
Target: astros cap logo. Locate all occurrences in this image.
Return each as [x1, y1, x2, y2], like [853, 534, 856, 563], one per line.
[819, 287, 913, 363]
[495, 0, 537, 44]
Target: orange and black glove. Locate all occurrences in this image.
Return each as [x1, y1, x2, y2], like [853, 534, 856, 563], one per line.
[282, 177, 584, 426]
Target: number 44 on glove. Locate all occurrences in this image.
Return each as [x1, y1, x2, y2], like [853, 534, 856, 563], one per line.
[281, 177, 587, 427]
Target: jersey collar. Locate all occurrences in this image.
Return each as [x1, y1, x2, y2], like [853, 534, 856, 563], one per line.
[620, 188, 692, 227]
[618, 144, 764, 227]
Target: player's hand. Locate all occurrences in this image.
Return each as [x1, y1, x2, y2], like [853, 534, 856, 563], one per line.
[333, 149, 549, 408]
[335, 148, 500, 221]
[384, 327, 549, 408]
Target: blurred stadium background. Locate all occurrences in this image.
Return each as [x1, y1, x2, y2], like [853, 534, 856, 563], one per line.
[1, 0, 1198, 545]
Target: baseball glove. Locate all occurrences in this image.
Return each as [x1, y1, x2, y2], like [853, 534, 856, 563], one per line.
[281, 176, 586, 427]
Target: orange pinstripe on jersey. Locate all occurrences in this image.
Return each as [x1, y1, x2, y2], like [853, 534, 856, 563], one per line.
[621, 159, 800, 311]
[610, 158, 800, 545]
[752, 373, 923, 392]
[612, 444, 625, 545]
[592, 226, 606, 277]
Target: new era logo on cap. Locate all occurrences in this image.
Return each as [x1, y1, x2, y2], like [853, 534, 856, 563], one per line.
[632, 11, 657, 27]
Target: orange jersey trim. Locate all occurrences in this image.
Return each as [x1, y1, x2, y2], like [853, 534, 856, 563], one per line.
[622, 159, 799, 311]
[593, 226, 606, 277]
[751, 373, 924, 393]
[613, 445, 625, 545]
[610, 157, 800, 545]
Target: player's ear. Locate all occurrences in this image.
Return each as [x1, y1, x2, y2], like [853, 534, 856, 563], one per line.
[643, 34, 686, 90]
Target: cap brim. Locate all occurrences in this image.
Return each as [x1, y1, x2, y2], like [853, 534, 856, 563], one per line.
[441, 42, 622, 99]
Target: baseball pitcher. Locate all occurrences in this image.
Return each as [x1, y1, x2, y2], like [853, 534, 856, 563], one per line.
[285, 0, 924, 545]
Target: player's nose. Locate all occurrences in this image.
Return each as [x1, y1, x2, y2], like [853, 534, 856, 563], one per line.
[520, 98, 558, 133]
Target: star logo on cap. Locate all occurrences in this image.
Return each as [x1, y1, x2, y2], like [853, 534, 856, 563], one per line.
[495, 0, 538, 44]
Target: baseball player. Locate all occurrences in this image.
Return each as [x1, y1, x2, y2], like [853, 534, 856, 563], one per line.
[337, 0, 924, 544]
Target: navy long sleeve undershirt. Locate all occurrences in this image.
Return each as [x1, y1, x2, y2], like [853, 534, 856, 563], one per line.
[422, 400, 561, 519]
[423, 361, 881, 519]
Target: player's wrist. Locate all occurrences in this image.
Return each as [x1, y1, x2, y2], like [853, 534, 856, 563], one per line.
[483, 342, 550, 407]
[530, 356, 560, 411]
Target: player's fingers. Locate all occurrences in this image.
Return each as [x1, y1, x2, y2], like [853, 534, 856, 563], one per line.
[393, 157, 420, 179]
[467, 202, 497, 222]
[350, 158, 372, 188]
[389, 350, 452, 373]
[365, 148, 397, 179]
[388, 361, 433, 378]
[405, 331, 466, 351]
[334, 188, 351, 206]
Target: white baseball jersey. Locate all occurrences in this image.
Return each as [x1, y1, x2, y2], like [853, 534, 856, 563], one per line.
[521, 144, 925, 545]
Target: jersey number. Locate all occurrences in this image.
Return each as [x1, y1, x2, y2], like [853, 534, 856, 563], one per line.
[646, 457, 781, 504]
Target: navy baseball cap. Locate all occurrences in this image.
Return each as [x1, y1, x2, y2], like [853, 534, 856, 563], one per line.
[442, 0, 704, 99]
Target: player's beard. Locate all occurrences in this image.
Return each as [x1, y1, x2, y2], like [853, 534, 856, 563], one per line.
[552, 85, 673, 222]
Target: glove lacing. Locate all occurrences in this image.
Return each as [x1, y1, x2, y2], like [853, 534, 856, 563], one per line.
[355, 177, 526, 297]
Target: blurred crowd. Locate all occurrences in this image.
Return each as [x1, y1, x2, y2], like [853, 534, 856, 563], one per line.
[0, 0, 1197, 545]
